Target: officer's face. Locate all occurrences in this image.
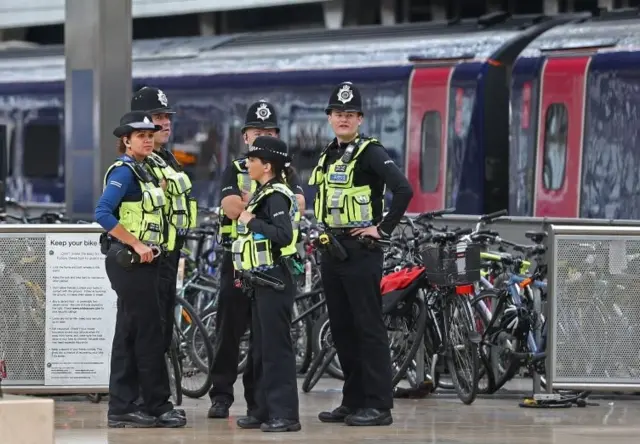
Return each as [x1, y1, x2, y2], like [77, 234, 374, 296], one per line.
[126, 130, 155, 159]
[151, 113, 172, 145]
[246, 156, 271, 181]
[244, 128, 278, 146]
[328, 111, 362, 139]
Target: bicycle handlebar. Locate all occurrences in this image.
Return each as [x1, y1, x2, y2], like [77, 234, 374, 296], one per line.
[479, 209, 509, 223]
[415, 207, 456, 221]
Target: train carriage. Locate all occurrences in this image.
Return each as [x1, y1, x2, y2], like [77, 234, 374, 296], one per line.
[510, 9, 640, 219]
[0, 13, 568, 209]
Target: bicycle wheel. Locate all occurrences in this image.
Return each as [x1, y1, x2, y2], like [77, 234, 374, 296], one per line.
[166, 336, 183, 406]
[387, 297, 428, 387]
[302, 346, 338, 393]
[311, 312, 343, 380]
[175, 295, 214, 399]
[292, 299, 313, 374]
[470, 289, 502, 394]
[446, 294, 479, 405]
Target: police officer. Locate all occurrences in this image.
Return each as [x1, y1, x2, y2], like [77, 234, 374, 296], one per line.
[208, 100, 305, 419]
[309, 82, 413, 426]
[232, 135, 301, 432]
[130, 86, 197, 360]
[94, 111, 186, 428]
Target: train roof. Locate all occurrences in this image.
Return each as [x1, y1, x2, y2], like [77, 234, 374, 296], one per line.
[520, 9, 640, 57]
[0, 14, 550, 84]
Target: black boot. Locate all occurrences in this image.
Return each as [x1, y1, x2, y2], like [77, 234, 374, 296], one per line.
[345, 408, 392, 426]
[156, 409, 187, 428]
[207, 400, 230, 418]
[260, 418, 301, 432]
[318, 405, 354, 423]
[107, 411, 157, 428]
[236, 416, 262, 429]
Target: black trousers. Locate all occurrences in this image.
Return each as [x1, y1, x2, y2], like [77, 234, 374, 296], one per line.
[105, 246, 173, 417]
[320, 242, 394, 410]
[158, 247, 180, 352]
[251, 265, 299, 421]
[208, 252, 255, 410]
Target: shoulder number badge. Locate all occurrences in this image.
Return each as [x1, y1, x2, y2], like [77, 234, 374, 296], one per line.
[337, 84, 354, 104]
[256, 103, 272, 121]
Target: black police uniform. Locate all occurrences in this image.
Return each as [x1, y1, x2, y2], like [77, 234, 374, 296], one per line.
[130, 87, 185, 356]
[208, 101, 304, 418]
[315, 82, 413, 426]
[96, 111, 185, 429]
[234, 136, 300, 432]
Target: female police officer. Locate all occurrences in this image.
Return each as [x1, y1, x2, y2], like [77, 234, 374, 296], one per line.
[310, 82, 413, 426]
[95, 111, 186, 429]
[231, 135, 301, 433]
[208, 100, 305, 420]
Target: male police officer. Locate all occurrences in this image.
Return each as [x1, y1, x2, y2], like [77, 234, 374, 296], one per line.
[310, 82, 413, 426]
[130, 86, 197, 357]
[208, 100, 305, 419]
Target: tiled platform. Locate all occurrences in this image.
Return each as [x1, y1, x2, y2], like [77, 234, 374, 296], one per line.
[47, 379, 640, 443]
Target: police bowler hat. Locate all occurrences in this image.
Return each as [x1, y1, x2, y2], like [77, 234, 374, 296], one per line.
[131, 86, 175, 115]
[242, 100, 280, 133]
[113, 111, 162, 138]
[244, 135, 292, 165]
[325, 81, 363, 115]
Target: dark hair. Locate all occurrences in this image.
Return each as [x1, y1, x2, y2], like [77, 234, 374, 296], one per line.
[259, 158, 295, 189]
[116, 138, 127, 154]
[273, 163, 296, 186]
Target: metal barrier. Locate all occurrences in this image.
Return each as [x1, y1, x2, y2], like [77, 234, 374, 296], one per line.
[547, 224, 640, 392]
[0, 223, 111, 395]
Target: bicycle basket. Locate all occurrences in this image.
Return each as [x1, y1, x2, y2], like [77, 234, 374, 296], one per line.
[420, 242, 481, 286]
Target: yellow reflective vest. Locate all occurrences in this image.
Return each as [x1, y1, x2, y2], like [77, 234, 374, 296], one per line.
[145, 150, 197, 251]
[231, 182, 300, 272]
[309, 137, 376, 228]
[103, 160, 166, 245]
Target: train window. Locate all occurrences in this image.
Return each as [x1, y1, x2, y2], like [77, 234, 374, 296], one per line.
[420, 111, 441, 192]
[23, 123, 61, 178]
[542, 103, 568, 191]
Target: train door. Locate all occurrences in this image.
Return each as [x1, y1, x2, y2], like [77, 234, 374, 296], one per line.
[405, 66, 452, 213]
[533, 56, 590, 217]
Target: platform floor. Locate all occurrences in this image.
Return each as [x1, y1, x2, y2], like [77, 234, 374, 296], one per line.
[51, 379, 640, 444]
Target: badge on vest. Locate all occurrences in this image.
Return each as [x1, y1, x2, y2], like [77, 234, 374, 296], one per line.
[329, 173, 348, 183]
[334, 164, 347, 172]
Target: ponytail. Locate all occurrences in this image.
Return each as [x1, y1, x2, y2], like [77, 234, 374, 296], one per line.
[276, 164, 296, 188]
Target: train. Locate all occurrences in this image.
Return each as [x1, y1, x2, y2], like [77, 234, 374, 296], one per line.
[1, 8, 640, 219]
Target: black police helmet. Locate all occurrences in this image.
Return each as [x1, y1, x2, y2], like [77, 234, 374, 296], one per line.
[244, 135, 291, 166]
[325, 81, 363, 115]
[131, 86, 175, 115]
[241, 100, 280, 133]
[113, 111, 162, 138]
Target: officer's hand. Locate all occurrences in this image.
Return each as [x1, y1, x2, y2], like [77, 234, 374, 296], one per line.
[238, 210, 255, 225]
[160, 179, 167, 191]
[350, 226, 380, 239]
[133, 242, 154, 263]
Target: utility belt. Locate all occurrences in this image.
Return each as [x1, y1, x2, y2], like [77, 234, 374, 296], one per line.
[100, 233, 163, 270]
[316, 229, 390, 262]
[233, 256, 299, 293]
